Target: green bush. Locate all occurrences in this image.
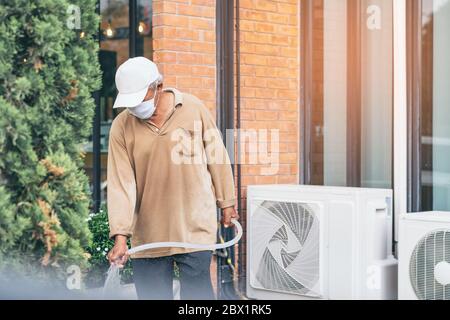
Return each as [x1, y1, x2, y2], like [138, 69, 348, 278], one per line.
[84, 204, 180, 288]
[85, 204, 132, 288]
[0, 0, 101, 280]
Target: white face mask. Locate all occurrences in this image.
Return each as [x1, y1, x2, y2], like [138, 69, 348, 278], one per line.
[128, 88, 159, 119]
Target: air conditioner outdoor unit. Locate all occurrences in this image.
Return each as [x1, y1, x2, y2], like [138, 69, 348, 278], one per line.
[398, 212, 450, 300]
[246, 184, 398, 300]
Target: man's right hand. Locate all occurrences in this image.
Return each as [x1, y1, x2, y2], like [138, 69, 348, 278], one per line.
[107, 235, 129, 267]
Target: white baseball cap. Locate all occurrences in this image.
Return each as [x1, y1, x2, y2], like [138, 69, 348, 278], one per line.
[113, 57, 162, 109]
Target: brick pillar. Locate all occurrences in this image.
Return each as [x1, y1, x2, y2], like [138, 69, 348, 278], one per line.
[239, 0, 299, 186]
[152, 0, 217, 114]
[152, 0, 301, 298]
[237, 0, 300, 294]
[152, 0, 219, 296]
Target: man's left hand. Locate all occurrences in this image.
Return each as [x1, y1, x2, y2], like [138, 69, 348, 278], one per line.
[221, 206, 239, 228]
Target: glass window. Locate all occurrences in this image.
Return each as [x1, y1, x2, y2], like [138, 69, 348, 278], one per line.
[137, 0, 153, 58]
[418, 0, 450, 211]
[84, 0, 153, 204]
[306, 0, 393, 188]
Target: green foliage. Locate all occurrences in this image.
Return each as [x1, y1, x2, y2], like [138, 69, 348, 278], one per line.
[84, 204, 180, 288]
[85, 204, 132, 288]
[0, 0, 101, 280]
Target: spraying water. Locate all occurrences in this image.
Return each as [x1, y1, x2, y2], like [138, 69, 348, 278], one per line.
[102, 219, 243, 298]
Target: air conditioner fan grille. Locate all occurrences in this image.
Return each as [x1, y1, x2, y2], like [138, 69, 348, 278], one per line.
[409, 230, 450, 300]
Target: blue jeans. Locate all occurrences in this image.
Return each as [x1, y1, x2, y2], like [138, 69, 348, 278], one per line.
[132, 250, 215, 300]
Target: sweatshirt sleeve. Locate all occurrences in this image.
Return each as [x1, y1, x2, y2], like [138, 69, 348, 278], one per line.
[199, 103, 237, 209]
[106, 117, 137, 239]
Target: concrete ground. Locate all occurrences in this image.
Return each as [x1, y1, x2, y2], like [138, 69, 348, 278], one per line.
[84, 279, 181, 300]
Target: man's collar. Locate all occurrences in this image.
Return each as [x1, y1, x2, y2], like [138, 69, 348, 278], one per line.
[162, 87, 183, 108]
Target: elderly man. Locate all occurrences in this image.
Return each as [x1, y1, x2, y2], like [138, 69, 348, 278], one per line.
[106, 57, 238, 300]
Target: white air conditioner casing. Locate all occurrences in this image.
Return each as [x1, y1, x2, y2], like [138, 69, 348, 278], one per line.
[398, 212, 450, 300]
[246, 184, 397, 300]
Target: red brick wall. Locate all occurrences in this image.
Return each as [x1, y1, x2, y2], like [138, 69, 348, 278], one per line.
[152, 0, 217, 114]
[238, 0, 299, 189]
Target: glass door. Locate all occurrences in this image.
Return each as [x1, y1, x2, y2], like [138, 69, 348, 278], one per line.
[408, 0, 450, 211]
[84, 0, 154, 210]
[301, 0, 393, 188]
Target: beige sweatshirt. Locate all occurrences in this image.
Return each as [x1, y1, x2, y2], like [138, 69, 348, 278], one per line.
[106, 87, 236, 258]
